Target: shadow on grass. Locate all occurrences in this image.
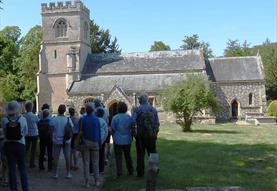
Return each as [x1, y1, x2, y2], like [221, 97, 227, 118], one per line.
[104, 139, 277, 191]
[190, 129, 240, 134]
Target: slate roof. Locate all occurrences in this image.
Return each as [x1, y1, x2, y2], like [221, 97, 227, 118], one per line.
[69, 73, 188, 95]
[206, 56, 265, 82]
[69, 50, 205, 94]
[81, 49, 204, 77]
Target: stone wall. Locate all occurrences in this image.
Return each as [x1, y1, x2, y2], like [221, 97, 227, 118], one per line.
[212, 81, 266, 120]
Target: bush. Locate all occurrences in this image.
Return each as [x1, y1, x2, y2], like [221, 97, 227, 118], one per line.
[268, 100, 277, 117]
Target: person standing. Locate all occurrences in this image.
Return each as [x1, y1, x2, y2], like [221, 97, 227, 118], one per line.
[94, 99, 110, 166]
[23, 101, 39, 168]
[38, 109, 53, 171]
[132, 92, 160, 177]
[2, 100, 29, 191]
[69, 107, 80, 170]
[79, 103, 101, 187]
[0, 118, 8, 187]
[111, 101, 134, 178]
[95, 108, 108, 174]
[51, 104, 73, 179]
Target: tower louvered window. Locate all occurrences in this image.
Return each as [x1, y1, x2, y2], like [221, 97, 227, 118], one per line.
[55, 19, 67, 38]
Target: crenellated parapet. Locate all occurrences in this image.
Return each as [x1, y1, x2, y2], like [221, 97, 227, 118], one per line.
[41, 0, 89, 15]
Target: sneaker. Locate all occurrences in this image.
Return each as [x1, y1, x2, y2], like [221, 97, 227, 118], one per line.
[52, 174, 58, 179]
[82, 179, 90, 188]
[65, 173, 72, 179]
[95, 181, 100, 187]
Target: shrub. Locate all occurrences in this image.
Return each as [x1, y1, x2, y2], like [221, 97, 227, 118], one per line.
[161, 74, 220, 132]
[268, 100, 277, 117]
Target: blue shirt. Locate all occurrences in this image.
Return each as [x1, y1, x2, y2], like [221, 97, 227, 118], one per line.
[52, 115, 73, 144]
[23, 112, 39, 136]
[82, 114, 101, 144]
[111, 113, 133, 145]
[1, 115, 28, 145]
[98, 117, 108, 144]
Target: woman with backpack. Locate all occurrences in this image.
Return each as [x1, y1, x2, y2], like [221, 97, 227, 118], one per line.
[1, 100, 29, 191]
[68, 107, 80, 171]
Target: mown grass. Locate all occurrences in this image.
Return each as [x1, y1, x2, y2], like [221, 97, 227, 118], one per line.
[103, 123, 277, 191]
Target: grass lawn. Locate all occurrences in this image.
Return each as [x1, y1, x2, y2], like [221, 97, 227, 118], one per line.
[103, 123, 277, 191]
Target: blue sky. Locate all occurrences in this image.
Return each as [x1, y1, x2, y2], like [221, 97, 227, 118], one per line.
[0, 0, 276, 56]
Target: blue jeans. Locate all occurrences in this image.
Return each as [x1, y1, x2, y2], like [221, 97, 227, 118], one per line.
[5, 142, 29, 191]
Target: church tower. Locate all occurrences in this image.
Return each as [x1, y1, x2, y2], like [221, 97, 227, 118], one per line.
[37, 0, 91, 112]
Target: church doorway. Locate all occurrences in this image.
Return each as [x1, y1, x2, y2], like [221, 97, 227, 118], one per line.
[108, 101, 118, 125]
[231, 100, 239, 119]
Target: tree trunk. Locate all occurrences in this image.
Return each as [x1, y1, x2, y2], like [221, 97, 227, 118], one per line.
[182, 117, 192, 132]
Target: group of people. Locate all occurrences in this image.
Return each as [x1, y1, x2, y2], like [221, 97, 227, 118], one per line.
[0, 92, 160, 191]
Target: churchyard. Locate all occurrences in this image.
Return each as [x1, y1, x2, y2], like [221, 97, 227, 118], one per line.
[104, 122, 277, 191]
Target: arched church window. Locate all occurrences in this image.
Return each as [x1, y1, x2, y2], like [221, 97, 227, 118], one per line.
[55, 19, 67, 38]
[84, 21, 89, 40]
[54, 50, 57, 59]
[249, 93, 253, 105]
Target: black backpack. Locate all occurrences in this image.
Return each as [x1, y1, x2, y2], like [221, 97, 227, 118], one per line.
[6, 117, 22, 141]
[137, 109, 157, 138]
[38, 119, 51, 140]
[63, 117, 73, 144]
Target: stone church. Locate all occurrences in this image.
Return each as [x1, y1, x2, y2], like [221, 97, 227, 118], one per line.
[37, 1, 267, 121]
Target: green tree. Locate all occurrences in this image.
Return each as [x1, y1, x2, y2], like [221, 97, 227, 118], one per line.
[0, 25, 42, 102]
[0, 26, 21, 73]
[224, 39, 253, 57]
[180, 34, 213, 59]
[252, 39, 277, 100]
[17, 25, 42, 101]
[0, 74, 23, 101]
[90, 20, 121, 54]
[150, 41, 171, 51]
[161, 75, 220, 132]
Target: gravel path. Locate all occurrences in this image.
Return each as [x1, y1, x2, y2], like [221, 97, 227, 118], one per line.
[2, 154, 105, 191]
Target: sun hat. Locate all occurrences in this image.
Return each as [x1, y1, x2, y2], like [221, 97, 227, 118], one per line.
[6, 100, 21, 115]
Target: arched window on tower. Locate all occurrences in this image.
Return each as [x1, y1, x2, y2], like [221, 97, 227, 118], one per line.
[84, 21, 89, 40]
[249, 93, 253, 105]
[55, 19, 67, 38]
